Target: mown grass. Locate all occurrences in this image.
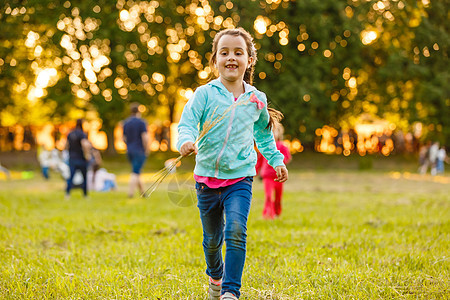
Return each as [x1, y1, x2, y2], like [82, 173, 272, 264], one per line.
[0, 156, 449, 299]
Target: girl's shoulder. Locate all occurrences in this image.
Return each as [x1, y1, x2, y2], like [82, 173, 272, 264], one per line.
[194, 81, 224, 97]
[193, 84, 210, 94]
[189, 84, 211, 103]
[252, 90, 267, 102]
[243, 81, 265, 96]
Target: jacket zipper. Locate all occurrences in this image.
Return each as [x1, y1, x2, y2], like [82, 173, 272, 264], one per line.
[214, 94, 240, 177]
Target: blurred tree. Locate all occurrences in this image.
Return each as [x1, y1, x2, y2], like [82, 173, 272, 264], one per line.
[349, 0, 449, 143]
[220, 0, 368, 147]
[48, 0, 164, 153]
[0, 1, 60, 126]
[0, 0, 448, 150]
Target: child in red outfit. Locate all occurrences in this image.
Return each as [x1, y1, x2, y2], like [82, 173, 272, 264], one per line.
[256, 123, 291, 219]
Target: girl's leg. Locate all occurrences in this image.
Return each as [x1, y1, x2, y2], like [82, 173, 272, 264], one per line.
[222, 178, 253, 298]
[436, 160, 443, 173]
[274, 181, 283, 216]
[431, 162, 437, 176]
[79, 162, 88, 197]
[196, 183, 225, 281]
[42, 167, 49, 179]
[66, 161, 77, 195]
[262, 178, 274, 219]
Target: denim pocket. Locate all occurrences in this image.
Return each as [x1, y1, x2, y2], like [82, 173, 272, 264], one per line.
[195, 182, 207, 193]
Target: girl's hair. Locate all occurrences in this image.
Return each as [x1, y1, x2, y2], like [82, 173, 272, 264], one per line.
[267, 108, 284, 130]
[210, 28, 283, 131]
[209, 27, 257, 85]
[273, 121, 285, 141]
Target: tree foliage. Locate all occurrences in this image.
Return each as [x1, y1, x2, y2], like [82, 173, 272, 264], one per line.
[0, 0, 448, 148]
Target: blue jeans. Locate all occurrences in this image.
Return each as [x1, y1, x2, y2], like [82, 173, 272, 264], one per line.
[66, 158, 88, 196]
[196, 177, 253, 298]
[436, 159, 444, 173]
[41, 167, 49, 179]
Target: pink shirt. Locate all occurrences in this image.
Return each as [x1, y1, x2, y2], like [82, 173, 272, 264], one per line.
[194, 174, 245, 188]
[194, 96, 246, 188]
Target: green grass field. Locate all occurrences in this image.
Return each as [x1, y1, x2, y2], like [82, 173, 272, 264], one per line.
[0, 153, 449, 299]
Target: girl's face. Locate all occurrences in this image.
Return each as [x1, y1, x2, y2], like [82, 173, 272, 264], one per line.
[215, 34, 253, 84]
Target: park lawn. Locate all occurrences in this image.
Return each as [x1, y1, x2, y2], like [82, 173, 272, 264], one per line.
[0, 170, 449, 299]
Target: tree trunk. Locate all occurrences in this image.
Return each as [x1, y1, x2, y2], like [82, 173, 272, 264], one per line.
[105, 126, 116, 155]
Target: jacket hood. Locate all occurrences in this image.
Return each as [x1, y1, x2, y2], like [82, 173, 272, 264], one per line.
[207, 78, 257, 95]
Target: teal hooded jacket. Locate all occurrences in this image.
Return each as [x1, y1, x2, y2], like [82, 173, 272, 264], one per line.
[177, 79, 285, 179]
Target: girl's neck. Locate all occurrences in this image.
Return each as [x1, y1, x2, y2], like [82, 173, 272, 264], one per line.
[219, 77, 245, 99]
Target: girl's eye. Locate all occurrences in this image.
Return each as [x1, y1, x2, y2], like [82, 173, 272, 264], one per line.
[220, 51, 228, 56]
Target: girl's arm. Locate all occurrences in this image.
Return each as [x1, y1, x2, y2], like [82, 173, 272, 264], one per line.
[176, 88, 207, 153]
[274, 165, 288, 182]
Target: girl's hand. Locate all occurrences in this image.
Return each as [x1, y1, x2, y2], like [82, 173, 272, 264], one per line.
[274, 166, 288, 182]
[180, 141, 198, 157]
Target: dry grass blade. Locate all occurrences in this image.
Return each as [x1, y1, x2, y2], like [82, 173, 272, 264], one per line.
[141, 97, 252, 198]
[197, 98, 250, 143]
[141, 155, 182, 198]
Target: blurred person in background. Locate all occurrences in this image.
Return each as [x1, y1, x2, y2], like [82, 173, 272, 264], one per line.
[436, 146, 448, 174]
[65, 119, 91, 198]
[418, 141, 431, 174]
[38, 146, 68, 180]
[85, 143, 117, 192]
[37, 145, 52, 180]
[256, 122, 291, 219]
[428, 141, 440, 176]
[122, 102, 149, 198]
[87, 167, 117, 192]
[87, 142, 103, 188]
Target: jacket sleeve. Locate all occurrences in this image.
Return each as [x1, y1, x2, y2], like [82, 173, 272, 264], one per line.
[255, 151, 263, 175]
[176, 87, 207, 151]
[253, 93, 285, 168]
